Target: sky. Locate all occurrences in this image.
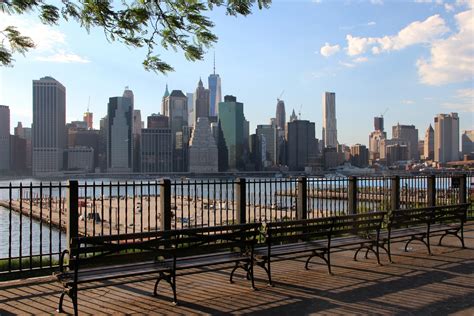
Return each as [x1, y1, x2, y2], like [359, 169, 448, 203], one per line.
[0, 0, 473, 146]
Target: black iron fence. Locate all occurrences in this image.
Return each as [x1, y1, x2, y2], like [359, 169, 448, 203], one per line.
[0, 173, 472, 279]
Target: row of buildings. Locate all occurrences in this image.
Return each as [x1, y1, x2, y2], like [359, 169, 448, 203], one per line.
[0, 75, 472, 175]
[368, 113, 473, 168]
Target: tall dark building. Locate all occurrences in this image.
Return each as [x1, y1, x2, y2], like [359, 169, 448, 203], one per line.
[374, 116, 384, 131]
[107, 96, 133, 172]
[147, 114, 169, 129]
[140, 128, 172, 173]
[275, 99, 286, 130]
[32, 76, 66, 175]
[350, 144, 369, 167]
[286, 120, 317, 171]
[193, 78, 210, 123]
[392, 123, 419, 160]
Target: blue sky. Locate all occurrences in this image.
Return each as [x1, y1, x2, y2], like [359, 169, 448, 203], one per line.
[0, 0, 472, 146]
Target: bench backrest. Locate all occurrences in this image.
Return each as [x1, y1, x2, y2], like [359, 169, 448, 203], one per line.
[331, 211, 386, 238]
[388, 204, 469, 230]
[71, 223, 260, 268]
[265, 217, 334, 245]
[432, 203, 469, 224]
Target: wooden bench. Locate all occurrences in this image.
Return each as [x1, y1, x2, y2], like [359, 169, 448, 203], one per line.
[379, 203, 469, 262]
[54, 223, 260, 315]
[254, 212, 386, 286]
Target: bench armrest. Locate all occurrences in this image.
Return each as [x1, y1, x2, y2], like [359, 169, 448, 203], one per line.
[59, 249, 70, 272]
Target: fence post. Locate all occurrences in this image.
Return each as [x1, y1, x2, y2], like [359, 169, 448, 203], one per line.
[235, 178, 246, 224]
[297, 177, 307, 220]
[458, 174, 467, 204]
[160, 179, 172, 231]
[391, 176, 400, 210]
[427, 175, 436, 207]
[348, 176, 358, 214]
[67, 180, 79, 269]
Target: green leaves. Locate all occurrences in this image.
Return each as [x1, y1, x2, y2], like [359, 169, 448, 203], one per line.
[0, 0, 272, 73]
[0, 26, 35, 66]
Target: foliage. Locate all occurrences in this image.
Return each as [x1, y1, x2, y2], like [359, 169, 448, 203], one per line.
[0, 0, 271, 73]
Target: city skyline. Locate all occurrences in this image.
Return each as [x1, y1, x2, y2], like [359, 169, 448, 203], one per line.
[0, 0, 473, 146]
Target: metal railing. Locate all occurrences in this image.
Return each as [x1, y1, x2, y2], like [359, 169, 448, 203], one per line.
[0, 173, 471, 279]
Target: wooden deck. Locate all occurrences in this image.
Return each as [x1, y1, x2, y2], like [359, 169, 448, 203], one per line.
[1, 224, 474, 315]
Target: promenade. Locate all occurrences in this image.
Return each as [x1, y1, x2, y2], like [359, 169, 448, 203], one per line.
[1, 223, 473, 315]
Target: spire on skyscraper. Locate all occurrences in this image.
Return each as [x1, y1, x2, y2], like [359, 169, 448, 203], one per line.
[163, 84, 170, 98]
[213, 51, 216, 75]
[198, 77, 203, 87]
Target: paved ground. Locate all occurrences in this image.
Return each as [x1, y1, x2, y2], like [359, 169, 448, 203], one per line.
[1, 224, 473, 315]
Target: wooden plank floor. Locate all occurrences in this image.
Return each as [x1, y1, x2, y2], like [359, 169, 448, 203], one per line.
[1, 225, 473, 315]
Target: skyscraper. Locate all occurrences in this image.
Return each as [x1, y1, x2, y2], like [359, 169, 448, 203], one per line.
[107, 96, 134, 172]
[322, 92, 337, 148]
[140, 127, 172, 173]
[32, 76, 66, 175]
[0, 105, 10, 171]
[374, 116, 384, 131]
[392, 123, 419, 160]
[193, 78, 210, 123]
[275, 99, 286, 130]
[434, 113, 460, 163]
[256, 124, 277, 169]
[424, 124, 434, 160]
[189, 117, 218, 173]
[163, 90, 188, 171]
[83, 109, 93, 129]
[208, 57, 222, 117]
[286, 120, 317, 171]
[147, 114, 169, 129]
[462, 130, 474, 156]
[187, 92, 194, 127]
[218, 95, 245, 170]
[350, 144, 369, 168]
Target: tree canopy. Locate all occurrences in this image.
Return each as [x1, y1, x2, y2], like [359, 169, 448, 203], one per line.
[0, 0, 271, 73]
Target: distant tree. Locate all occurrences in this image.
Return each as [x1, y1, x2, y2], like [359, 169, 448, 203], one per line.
[0, 0, 271, 73]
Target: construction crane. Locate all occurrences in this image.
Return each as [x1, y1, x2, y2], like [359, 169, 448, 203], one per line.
[277, 90, 285, 102]
[298, 104, 303, 119]
[381, 107, 389, 118]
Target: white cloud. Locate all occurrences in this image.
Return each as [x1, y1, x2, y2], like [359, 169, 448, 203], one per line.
[35, 51, 90, 63]
[353, 56, 369, 63]
[0, 13, 90, 64]
[417, 8, 474, 85]
[444, 3, 455, 11]
[370, 0, 384, 4]
[312, 0, 322, 3]
[339, 61, 356, 68]
[346, 35, 376, 56]
[442, 88, 474, 112]
[320, 43, 341, 57]
[347, 14, 449, 56]
[367, 21, 377, 26]
[402, 99, 415, 105]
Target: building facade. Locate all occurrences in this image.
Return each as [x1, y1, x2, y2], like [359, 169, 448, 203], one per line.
[392, 123, 419, 160]
[67, 146, 94, 172]
[218, 95, 245, 170]
[208, 72, 222, 117]
[107, 96, 134, 172]
[0, 105, 10, 172]
[189, 117, 218, 173]
[434, 113, 459, 163]
[350, 144, 369, 168]
[32, 77, 66, 175]
[256, 124, 278, 169]
[140, 128, 172, 173]
[322, 92, 337, 148]
[424, 124, 434, 160]
[286, 120, 317, 171]
[462, 130, 474, 156]
[275, 99, 286, 131]
[193, 79, 210, 123]
[147, 114, 169, 129]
